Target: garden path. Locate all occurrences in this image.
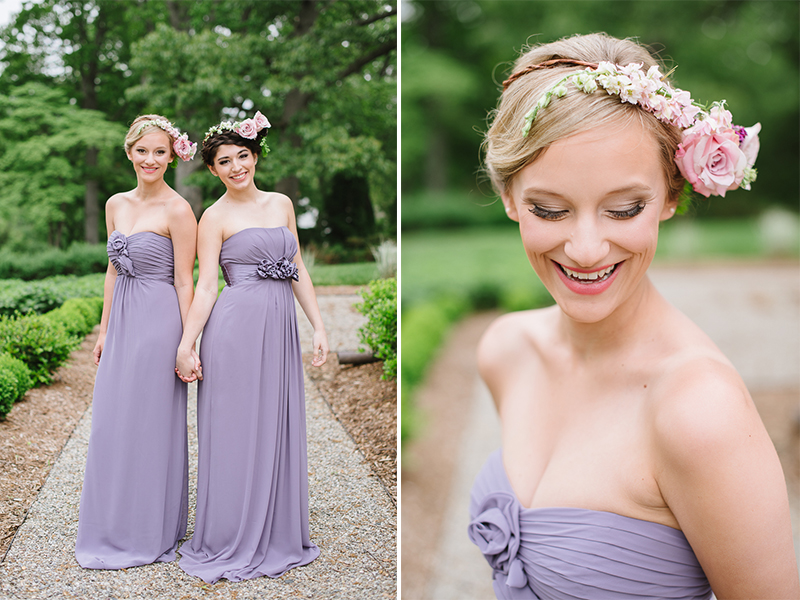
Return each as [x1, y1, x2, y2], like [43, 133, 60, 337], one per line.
[0, 292, 397, 599]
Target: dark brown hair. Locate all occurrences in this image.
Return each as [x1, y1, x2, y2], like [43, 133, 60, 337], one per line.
[201, 129, 267, 166]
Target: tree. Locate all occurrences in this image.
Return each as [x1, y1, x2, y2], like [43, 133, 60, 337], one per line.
[0, 83, 126, 249]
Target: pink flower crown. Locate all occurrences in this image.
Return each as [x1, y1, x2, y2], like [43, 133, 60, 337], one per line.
[135, 119, 197, 162]
[506, 60, 760, 199]
[203, 111, 271, 157]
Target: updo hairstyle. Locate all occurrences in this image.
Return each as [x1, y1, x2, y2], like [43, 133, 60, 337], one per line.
[201, 129, 267, 166]
[124, 114, 176, 160]
[485, 33, 685, 201]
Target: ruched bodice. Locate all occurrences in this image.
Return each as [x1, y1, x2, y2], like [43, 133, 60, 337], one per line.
[469, 449, 712, 600]
[107, 230, 175, 284]
[220, 227, 298, 287]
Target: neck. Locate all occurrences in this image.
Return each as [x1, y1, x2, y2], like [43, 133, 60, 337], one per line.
[222, 181, 260, 203]
[134, 177, 171, 201]
[557, 275, 666, 360]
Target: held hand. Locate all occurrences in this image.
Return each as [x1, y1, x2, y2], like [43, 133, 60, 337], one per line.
[92, 335, 105, 366]
[311, 330, 329, 367]
[176, 347, 200, 383]
[191, 348, 203, 381]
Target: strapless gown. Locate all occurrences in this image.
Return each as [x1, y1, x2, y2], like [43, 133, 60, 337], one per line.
[469, 449, 712, 600]
[76, 231, 188, 569]
[178, 227, 319, 583]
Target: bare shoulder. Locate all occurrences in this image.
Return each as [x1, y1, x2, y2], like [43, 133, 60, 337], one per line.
[478, 305, 557, 391]
[649, 350, 759, 462]
[166, 193, 196, 220]
[105, 191, 129, 210]
[261, 191, 294, 215]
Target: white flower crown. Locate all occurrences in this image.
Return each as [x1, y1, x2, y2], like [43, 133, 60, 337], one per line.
[135, 118, 196, 162]
[203, 111, 272, 157]
[506, 60, 760, 199]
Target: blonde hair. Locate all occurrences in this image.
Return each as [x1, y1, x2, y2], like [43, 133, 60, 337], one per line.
[484, 33, 684, 201]
[124, 114, 176, 159]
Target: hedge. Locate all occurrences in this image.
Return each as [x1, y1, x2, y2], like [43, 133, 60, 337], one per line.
[0, 296, 103, 416]
[0, 354, 32, 420]
[0, 243, 108, 280]
[356, 278, 397, 380]
[0, 274, 105, 317]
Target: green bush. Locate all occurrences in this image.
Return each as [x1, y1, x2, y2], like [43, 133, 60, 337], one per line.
[0, 274, 105, 317]
[0, 243, 109, 280]
[0, 281, 64, 316]
[0, 314, 78, 386]
[0, 353, 33, 419]
[0, 371, 17, 420]
[356, 278, 397, 379]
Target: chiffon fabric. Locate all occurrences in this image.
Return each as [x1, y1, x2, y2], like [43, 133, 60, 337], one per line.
[469, 449, 712, 600]
[76, 231, 188, 569]
[178, 227, 319, 583]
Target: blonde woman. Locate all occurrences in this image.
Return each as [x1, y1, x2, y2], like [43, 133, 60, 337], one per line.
[76, 116, 197, 569]
[468, 33, 798, 599]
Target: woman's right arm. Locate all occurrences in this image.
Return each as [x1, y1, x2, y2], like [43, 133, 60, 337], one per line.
[93, 199, 119, 366]
[175, 213, 224, 381]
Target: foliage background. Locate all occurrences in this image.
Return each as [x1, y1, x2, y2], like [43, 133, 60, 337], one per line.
[0, 0, 397, 256]
[401, 0, 798, 217]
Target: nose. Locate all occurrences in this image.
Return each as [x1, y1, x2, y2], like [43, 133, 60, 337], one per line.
[563, 216, 610, 268]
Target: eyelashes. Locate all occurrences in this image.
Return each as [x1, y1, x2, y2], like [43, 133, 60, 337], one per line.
[528, 203, 646, 221]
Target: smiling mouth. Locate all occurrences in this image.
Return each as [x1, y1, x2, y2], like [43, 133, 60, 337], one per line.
[558, 262, 619, 283]
[231, 172, 247, 181]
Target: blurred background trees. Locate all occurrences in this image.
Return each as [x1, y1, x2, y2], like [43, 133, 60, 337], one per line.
[0, 0, 397, 257]
[402, 0, 798, 216]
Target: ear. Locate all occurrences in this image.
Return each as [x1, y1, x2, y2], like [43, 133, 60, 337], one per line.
[207, 164, 219, 178]
[659, 198, 678, 222]
[500, 191, 520, 222]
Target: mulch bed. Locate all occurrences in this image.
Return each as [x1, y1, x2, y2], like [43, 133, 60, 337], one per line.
[303, 353, 397, 504]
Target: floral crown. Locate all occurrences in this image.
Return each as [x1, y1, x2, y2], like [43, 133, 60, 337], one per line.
[134, 118, 197, 162]
[504, 59, 760, 199]
[203, 111, 271, 157]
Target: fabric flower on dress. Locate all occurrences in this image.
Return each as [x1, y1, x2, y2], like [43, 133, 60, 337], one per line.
[107, 231, 135, 276]
[256, 257, 299, 282]
[468, 491, 527, 590]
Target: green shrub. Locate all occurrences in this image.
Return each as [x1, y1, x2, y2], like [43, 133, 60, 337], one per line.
[0, 353, 33, 418]
[356, 278, 397, 379]
[0, 314, 79, 385]
[44, 297, 104, 338]
[0, 274, 105, 317]
[0, 281, 64, 316]
[0, 243, 108, 280]
[0, 371, 17, 419]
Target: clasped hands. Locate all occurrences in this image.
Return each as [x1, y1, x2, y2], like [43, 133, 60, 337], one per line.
[175, 347, 202, 383]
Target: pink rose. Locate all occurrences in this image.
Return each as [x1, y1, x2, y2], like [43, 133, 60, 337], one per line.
[253, 111, 271, 131]
[173, 134, 196, 161]
[740, 123, 761, 168]
[236, 119, 258, 139]
[676, 129, 746, 198]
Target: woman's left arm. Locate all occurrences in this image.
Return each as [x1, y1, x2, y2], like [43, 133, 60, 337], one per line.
[654, 361, 800, 599]
[283, 197, 328, 367]
[169, 199, 198, 325]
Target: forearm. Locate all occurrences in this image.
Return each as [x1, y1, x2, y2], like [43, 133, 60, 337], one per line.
[292, 267, 325, 333]
[177, 284, 218, 352]
[174, 280, 194, 326]
[98, 263, 117, 336]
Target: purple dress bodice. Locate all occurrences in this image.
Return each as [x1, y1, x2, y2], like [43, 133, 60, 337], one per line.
[469, 449, 712, 600]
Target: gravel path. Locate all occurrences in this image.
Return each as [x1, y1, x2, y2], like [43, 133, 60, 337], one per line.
[423, 263, 800, 599]
[0, 292, 396, 599]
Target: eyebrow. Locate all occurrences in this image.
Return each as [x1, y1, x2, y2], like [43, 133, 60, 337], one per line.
[521, 184, 654, 199]
[216, 149, 249, 162]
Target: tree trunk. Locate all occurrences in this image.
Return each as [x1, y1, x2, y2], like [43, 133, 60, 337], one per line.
[84, 147, 99, 243]
[176, 157, 205, 218]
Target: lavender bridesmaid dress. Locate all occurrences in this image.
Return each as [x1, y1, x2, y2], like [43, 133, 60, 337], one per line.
[469, 449, 712, 599]
[76, 231, 188, 569]
[178, 227, 319, 583]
